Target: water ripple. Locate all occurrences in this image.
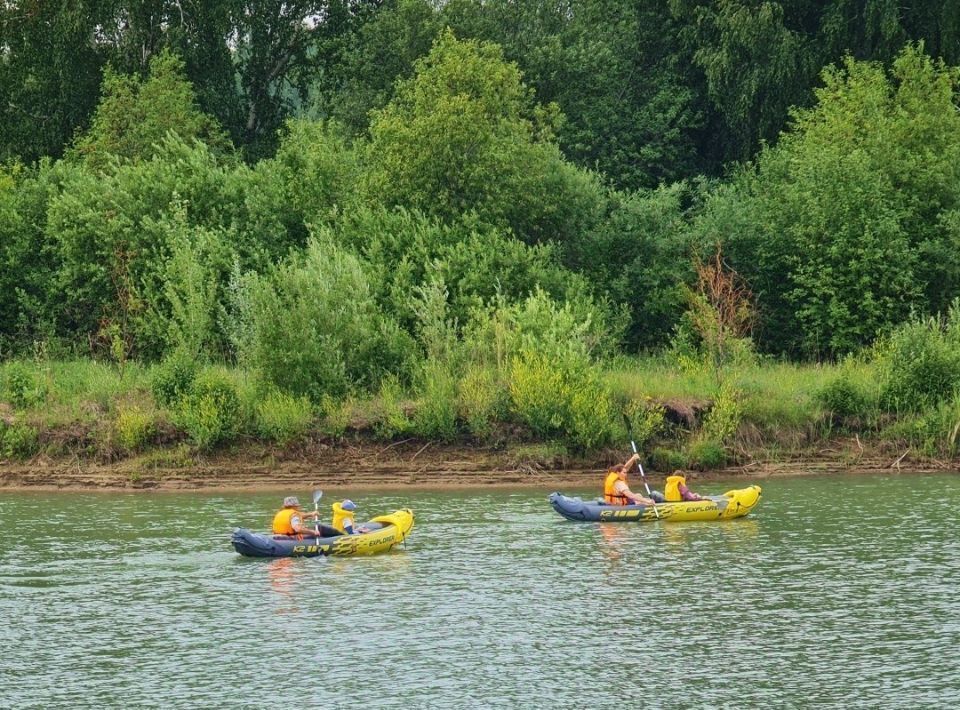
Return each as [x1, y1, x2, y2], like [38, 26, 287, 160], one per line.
[1, 475, 959, 706]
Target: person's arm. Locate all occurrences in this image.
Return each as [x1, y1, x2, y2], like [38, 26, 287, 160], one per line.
[621, 453, 641, 475]
[679, 482, 703, 501]
[292, 514, 316, 535]
[620, 482, 654, 506]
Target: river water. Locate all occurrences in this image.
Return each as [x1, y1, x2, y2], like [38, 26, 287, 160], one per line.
[1, 472, 958, 708]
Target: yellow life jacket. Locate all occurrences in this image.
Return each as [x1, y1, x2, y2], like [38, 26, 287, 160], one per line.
[664, 475, 687, 502]
[272, 508, 297, 535]
[604, 471, 629, 505]
[331, 502, 355, 533]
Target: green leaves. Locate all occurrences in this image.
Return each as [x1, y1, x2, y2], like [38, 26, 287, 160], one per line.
[70, 51, 231, 170]
[363, 29, 604, 244]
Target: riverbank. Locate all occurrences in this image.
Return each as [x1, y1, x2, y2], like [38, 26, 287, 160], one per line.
[0, 435, 944, 492]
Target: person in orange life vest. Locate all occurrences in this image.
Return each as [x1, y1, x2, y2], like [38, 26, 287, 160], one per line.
[603, 453, 655, 506]
[664, 470, 704, 502]
[272, 496, 320, 537]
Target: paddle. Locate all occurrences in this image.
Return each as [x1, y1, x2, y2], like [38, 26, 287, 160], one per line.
[312, 489, 323, 538]
[630, 440, 660, 520]
[621, 412, 660, 518]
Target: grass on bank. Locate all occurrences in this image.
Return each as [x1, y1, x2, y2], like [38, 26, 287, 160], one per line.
[0, 340, 957, 469]
[0, 355, 843, 467]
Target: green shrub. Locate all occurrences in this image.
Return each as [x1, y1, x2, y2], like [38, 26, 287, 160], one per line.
[257, 391, 314, 445]
[114, 405, 156, 452]
[650, 446, 688, 472]
[509, 351, 568, 436]
[686, 439, 727, 470]
[1, 422, 39, 458]
[816, 375, 870, 423]
[567, 375, 617, 450]
[876, 318, 960, 414]
[624, 398, 666, 449]
[702, 381, 743, 444]
[318, 394, 354, 438]
[3, 363, 47, 409]
[372, 376, 412, 439]
[230, 237, 414, 402]
[413, 363, 459, 441]
[458, 364, 503, 440]
[151, 353, 199, 408]
[882, 396, 960, 458]
[176, 370, 241, 448]
[509, 350, 617, 449]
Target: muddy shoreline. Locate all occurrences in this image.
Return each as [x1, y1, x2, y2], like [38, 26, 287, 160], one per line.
[0, 437, 947, 492]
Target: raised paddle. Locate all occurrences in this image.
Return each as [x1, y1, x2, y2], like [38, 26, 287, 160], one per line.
[622, 413, 660, 519]
[630, 440, 660, 520]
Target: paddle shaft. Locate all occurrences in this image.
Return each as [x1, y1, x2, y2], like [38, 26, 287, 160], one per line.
[312, 490, 323, 538]
[630, 440, 660, 519]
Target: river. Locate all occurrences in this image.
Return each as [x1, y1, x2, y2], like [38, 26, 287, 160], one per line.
[1, 472, 958, 707]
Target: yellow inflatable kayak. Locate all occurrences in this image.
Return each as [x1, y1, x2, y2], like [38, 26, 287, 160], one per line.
[549, 486, 761, 522]
[232, 509, 414, 557]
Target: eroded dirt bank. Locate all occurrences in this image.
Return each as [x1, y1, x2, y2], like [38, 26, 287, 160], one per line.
[0, 436, 947, 492]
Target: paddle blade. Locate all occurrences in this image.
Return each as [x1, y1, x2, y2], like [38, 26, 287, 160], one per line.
[312, 489, 323, 506]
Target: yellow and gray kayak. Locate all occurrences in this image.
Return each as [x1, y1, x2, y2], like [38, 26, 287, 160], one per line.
[549, 487, 761, 522]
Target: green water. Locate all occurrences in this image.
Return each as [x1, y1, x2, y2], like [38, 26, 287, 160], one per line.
[1, 473, 958, 708]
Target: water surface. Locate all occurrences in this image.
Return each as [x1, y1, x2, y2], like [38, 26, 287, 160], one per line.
[1, 473, 958, 707]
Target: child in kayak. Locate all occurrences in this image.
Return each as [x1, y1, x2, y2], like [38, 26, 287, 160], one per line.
[664, 471, 704, 502]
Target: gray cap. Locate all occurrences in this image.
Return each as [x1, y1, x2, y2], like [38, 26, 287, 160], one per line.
[283, 496, 300, 507]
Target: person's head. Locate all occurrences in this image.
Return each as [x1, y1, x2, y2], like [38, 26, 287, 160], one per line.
[610, 466, 627, 480]
[282, 496, 301, 508]
[341, 499, 357, 511]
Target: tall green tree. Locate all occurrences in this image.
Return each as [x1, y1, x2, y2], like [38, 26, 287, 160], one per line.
[0, 3, 107, 162]
[363, 29, 604, 245]
[70, 50, 230, 169]
[697, 45, 960, 356]
[442, 0, 708, 189]
[315, 0, 441, 134]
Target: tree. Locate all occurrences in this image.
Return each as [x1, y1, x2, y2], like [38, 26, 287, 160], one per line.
[0, 3, 107, 162]
[695, 45, 960, 357]
[363, 29, 604, 245]
[315, 0, 441, 134]
[70, 50, 230, 169]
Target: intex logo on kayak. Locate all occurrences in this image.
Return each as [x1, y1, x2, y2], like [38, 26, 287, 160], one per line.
[291, 544, 331, 554]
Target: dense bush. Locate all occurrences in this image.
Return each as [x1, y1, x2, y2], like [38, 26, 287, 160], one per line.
[457, 364, 505, 440]
[508, 350, 616, 450]
[114, 405, 157, 452]
[256, 391, 314, 445]
[1, 421, 39, 459]
[875, 317, 960, 414]
[817, 376, 871, 423]
[412, 362, 459, 441]
[151, 353, 200, 408]
[175, 370, 241, 449]
[2, 362, 47, 410]
[230, 237, 415, 402]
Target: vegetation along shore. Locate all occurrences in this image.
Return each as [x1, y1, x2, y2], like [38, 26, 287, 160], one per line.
[2, 6, 960, 489]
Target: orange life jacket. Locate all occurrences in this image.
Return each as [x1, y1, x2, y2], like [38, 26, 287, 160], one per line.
[272, 508, 298, 535]
[604, 471, 629, 505]
[664, 475, 686, 502]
